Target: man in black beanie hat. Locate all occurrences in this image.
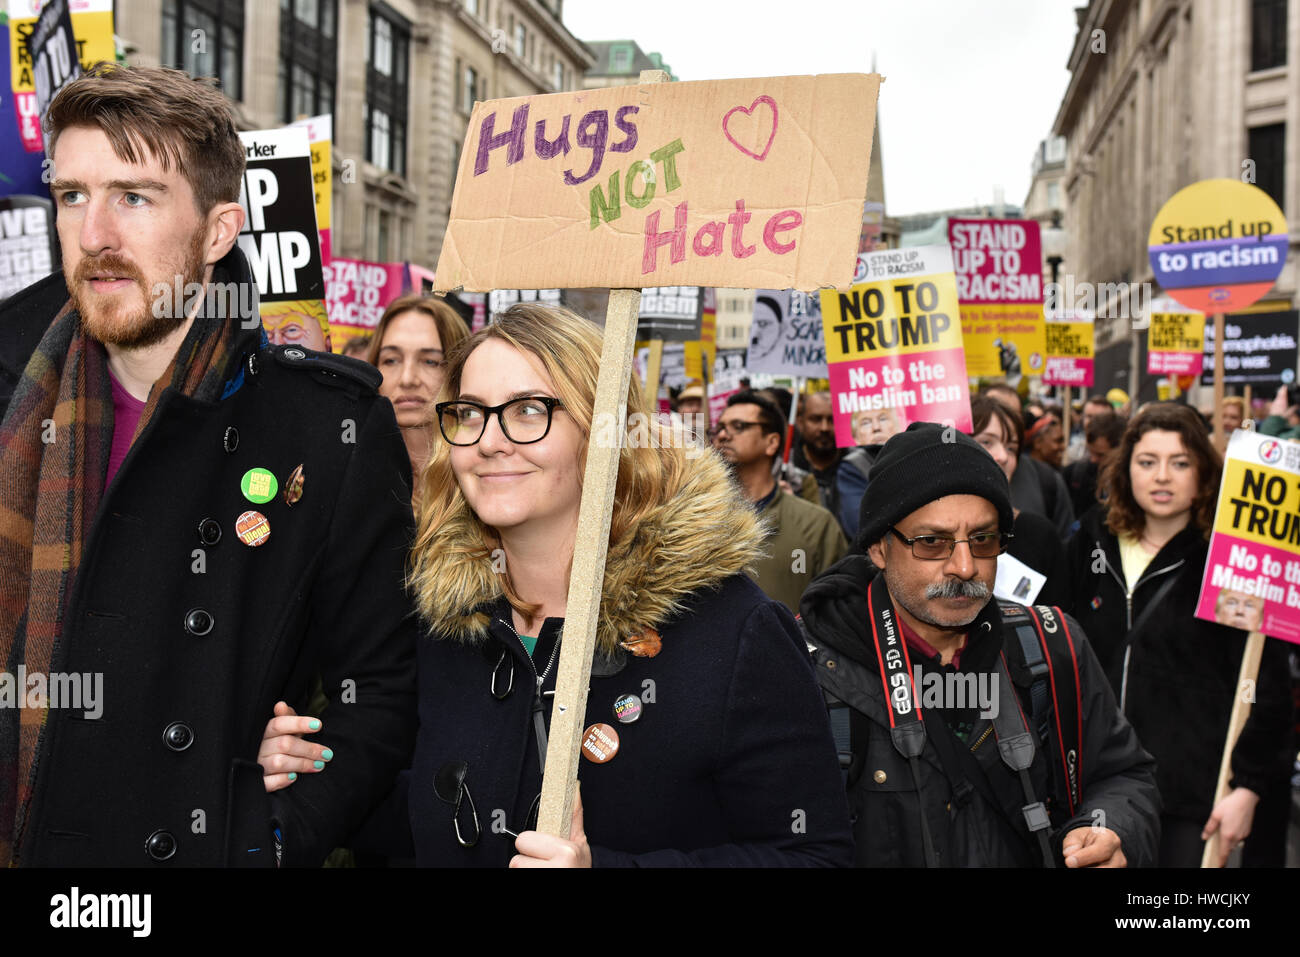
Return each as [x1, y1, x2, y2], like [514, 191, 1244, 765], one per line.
[800, 422, 1159, 868]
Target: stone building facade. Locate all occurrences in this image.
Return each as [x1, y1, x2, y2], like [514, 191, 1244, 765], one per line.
[1052, 0, 1299, 401]
[115, 0, 593, 269]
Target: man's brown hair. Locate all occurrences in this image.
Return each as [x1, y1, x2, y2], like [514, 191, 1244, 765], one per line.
[44, 62, 245, 215]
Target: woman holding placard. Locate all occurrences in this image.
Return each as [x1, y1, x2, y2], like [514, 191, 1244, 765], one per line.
[259, 303, 853, 867]
[1064, 403, 1293, 866]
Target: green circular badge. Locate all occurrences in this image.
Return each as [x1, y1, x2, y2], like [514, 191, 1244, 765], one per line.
[240, 467, 279, 504]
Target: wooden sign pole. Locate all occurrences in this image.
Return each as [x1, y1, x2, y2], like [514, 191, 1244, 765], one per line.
[1200, 630, 1266, 867]
[1213, 311, 1226, 452]
[644, 338, 664, 406]
[1062, 386, 1071, 442]
[537, 70, 670, 838]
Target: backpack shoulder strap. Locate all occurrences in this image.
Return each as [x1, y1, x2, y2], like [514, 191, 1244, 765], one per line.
[999, 602, 1084, 816]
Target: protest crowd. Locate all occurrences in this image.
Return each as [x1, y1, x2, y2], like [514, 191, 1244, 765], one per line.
[0, 58, 1296, 874]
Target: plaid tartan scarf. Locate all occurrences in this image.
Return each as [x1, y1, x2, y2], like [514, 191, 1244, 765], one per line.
[0, 297, 236, 865]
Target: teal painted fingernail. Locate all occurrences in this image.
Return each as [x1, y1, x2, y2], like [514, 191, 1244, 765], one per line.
[313, 760, 325, 770]
[309, 719, 321, 731]
[321, 749, 334, 761]
[288, 772, 297, 781]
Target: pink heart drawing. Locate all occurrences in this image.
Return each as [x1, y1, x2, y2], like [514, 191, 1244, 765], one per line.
[722, 96, 778, 161]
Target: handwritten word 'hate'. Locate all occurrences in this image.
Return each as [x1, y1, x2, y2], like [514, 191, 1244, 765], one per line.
[642, 200, 802, 276]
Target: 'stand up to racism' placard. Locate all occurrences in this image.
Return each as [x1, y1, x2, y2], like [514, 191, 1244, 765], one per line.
[820, 245, 971, 446]
[1196, 430, 1300, 645]
[948, 217, 1044, 379]
[1148, 179, 1288, 314]
[434, 75, 878, 292]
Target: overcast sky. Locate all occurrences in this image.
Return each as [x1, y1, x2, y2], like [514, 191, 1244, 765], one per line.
[563, 0, 1083, 217]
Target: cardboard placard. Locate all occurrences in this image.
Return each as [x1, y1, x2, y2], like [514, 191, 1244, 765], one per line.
[819, 245, 971, 447]
[637, 285, 703, 341]
[746, 289, 827, 376]
[1195, 429, 1300, 645]
[0, 194, 55, 300]
[7, 0, 114, 153]
[1148, 179, 1287, 315]
[434, 74, 879, 292]
[323, 258, 407, 350]
[489, 287, 563, 319]
[25, 0, 78, 122]
[237, 128, 329, 352]
[948, 217, 1044, 380]
[289, 114, 332, 264]
[1147, 298, 1206, 377]
[1043, 310, 1094, 387]
[1200, 311, 1299, 386]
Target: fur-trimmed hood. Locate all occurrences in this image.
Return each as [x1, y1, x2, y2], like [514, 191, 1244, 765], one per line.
[420, 448, 768, 654]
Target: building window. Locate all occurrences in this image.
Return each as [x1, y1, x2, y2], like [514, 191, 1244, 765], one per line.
[1251, 0, 1287, 71]
[377, 209, 391, 261]
[161, 0, 243, 100]
[462, 65, 479, 114]
[515, 23, 526, 58]
[279, 0, 337, 121]
[610, 43, 632, 73]
[1046, 182, 1061, 209]
[1248, 124, 1286, 212]
[464, 0, 478, 15]
[367, 4, 410, 177]
[553, 59, 564, 91]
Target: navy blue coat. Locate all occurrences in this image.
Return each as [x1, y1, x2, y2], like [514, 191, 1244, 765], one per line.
[406, 580, 853, 866]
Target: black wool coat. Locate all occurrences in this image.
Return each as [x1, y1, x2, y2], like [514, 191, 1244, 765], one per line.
[3, 250, 418, 866]
[1064, 509, 1295, 823]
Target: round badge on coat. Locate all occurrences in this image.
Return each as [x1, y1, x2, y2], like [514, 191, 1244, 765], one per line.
[612, 694, 642, 724]
[241, 467, 278, 504]
[580, 723, 620, 764]
[235, 510, 271, 547]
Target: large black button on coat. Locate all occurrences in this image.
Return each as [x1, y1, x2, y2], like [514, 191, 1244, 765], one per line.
[163, 722, 194, 752]
[145, 830, 177, 862]
[184, 608, 214, 635]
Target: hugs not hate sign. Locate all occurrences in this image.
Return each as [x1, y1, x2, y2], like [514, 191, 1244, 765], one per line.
[433, 74, 879, 293]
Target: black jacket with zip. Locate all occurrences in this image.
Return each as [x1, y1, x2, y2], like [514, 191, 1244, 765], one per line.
[1064, 506, 1295, 822]
[801, 551, 1160, 867]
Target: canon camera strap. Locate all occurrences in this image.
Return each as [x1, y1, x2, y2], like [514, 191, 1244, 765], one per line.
[866, 573, 939, 867]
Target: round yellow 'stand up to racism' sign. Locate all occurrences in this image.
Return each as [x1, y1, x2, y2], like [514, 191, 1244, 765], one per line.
[1148, 179, 1287, 314]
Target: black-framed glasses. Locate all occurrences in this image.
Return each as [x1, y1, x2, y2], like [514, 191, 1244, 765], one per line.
[889, 527, 1012, 560]
[433, 760, 481, 848]
[436, 396, 564, 446]
[706, 419, 763, 440]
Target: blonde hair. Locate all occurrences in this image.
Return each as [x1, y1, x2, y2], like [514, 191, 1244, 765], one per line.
[408, 303, 691, 629]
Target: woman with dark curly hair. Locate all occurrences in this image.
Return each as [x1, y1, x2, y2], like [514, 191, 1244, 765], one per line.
[1064, 402, 1294, 866]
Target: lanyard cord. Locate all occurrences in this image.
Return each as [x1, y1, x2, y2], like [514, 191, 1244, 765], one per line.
[867, 578, 940, 867]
